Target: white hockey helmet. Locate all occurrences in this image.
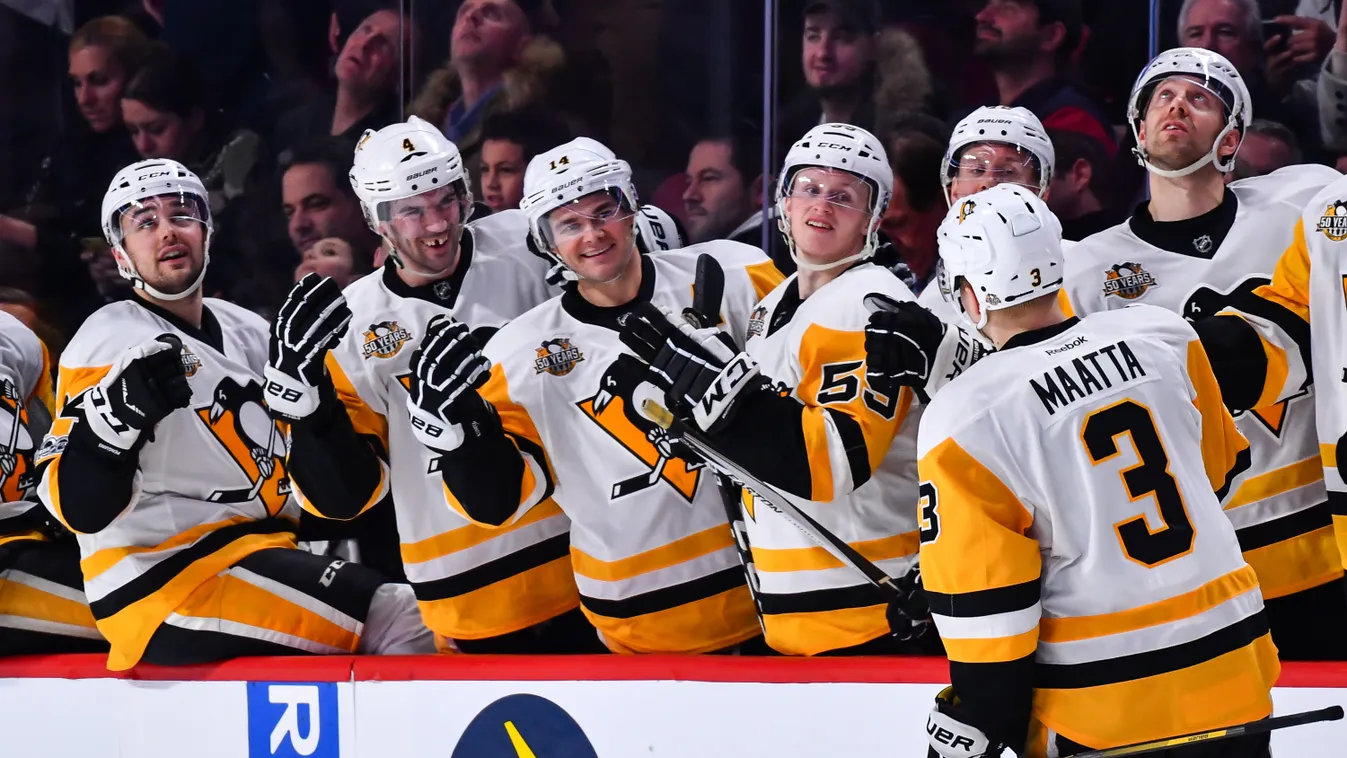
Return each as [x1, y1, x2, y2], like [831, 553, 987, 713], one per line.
[634, 204, 687, 254]
[349, 116, 472, 270]
[942, 106, 1055, 205]
[936, 183, 1065, 338]
[101, 158, 213, 301]
[519, 137, 638, 281]
[1127, 47, 1252, 179]
[775, 122, 893, 272]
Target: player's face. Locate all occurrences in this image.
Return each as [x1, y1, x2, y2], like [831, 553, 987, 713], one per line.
[802, 11, 874, 92]
[452, 0, 531, 69]
[546, 191, 639, 285]
[683, 140, 752, 243]
[117, 194, 208, 296]
[379, 184, 467, 274]
[283, 162, 371, 254]
[948, 142, 1042, 202]
[1139, 76, 1233, 171]
[295, 238, 358, 288]
[783, 167, 873, 263]
[69, 44, 128, 133]
[122, 98, 199, 161]
[335, 10, 404, 94]
[479, 138, 527, 213]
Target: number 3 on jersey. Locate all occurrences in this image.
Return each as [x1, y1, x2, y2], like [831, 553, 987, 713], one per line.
[1082, 399, 1195, 567]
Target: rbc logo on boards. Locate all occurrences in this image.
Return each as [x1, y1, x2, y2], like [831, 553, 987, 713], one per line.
[246, 682, 338, 758]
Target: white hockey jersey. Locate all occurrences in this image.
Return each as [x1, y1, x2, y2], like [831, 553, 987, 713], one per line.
[738, 262, 920, 655]
[450, 241, 784, 654]
[0, 310, 53, 549]
[36, 298, 301, 670]
[918, 305, 1275, 753]
[304, 208, 580, 640]
[1061, 164, 1342, 602]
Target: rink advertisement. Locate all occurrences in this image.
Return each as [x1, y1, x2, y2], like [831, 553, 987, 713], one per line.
[0, 655, 1343, 756]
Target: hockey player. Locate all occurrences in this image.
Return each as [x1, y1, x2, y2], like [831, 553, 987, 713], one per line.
[617, 123, 927, 656]
[35, 159, 434, 670]
[264, 117, 591, 654]
[1059, 47, 1345, 661]
[0, 310, 106, 655]
[404, 137, 784, 654]
[918, 184, 1276, 758]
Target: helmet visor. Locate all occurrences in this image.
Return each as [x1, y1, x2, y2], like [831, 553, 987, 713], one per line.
[111, 191, 210, 248]
[782, 167, 874, 215]
[1139, 73, 1236, 122]
[945, 143, 1043, 193]
[376, 182, 470, 239]
[539, 187, 638, 251]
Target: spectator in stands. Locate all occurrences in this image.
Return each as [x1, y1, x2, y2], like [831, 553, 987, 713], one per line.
[778, 0, 933, 146]
[281, 139, 378, 260]
[1316, 1, 1347, 151]
[0, 16, 151, 336]
[972, 0, 1116, 158]
[477, 107, 573, 213]
[1046, 127, 1123, 240]
[272, 4, 417, 160]
[293, 237, 374, 289]
[1230, 119, 1304, 181]
[413, 0, 572, 195]
[1181, 0, 1327, 154]
[681, 124, 792, 272]
[880, 114, 948, 294]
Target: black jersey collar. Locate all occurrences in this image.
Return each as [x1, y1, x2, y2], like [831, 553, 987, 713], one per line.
[1127, 189, 1238, 259]
[381, 226, 476, 307]
[133, 295, 225, 353]
[560, 254, 657, 331]
[1001, 316, 1081, 351]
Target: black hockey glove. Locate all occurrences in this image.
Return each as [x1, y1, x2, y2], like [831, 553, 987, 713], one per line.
[926, 687, 1007, 758]
[403, 314, 496, 453]
[864, 293, 988, 401]
[885, 563, 934, 644]
[80, 334, 192, 460]
[265, 273, 352, 421]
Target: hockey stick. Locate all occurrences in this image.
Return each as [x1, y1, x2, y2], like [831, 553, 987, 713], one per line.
[1068, 706, 1343, 758]
[641, 398, 904, 601]
[611, 448, 670, 499]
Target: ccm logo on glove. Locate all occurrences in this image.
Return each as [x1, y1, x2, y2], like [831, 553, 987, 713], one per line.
[264, 381, 305, 404]
[699, 355, 753, 413]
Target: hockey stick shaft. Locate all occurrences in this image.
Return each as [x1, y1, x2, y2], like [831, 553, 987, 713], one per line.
[641, 398, 902, 599]
[1069, 706, 1343, 758]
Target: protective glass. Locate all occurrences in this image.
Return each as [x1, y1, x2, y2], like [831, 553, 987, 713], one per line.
[944, 143, 1043, 191]
[539, 187, 638, 250]
[782, 168, 874, 215]
[112, 192, 210, 247]
[376, 182, 470, 238]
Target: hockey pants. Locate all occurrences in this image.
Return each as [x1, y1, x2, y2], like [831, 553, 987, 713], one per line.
[0, 537, 107, 655]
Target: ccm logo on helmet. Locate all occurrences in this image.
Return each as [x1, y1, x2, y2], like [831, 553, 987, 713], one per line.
[137, 171, 172, 181]
[815, 142, 854, 151]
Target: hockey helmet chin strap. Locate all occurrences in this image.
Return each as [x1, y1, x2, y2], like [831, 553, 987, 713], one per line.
[382, 224, 463, 279]
[116, 234, 211, 302]
[778, 202, 883, 273]
[1133, 77, 1242, 181]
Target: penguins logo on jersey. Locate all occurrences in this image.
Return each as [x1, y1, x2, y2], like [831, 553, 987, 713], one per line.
[957, 199, 977, 224]
[362, 321, 413, 360]
[534, 338, 585, 377]
[195, 377, 291, 513]
[578, 360, 702, 501]
[180, 345, 202, 377]
[1102, 262, 1158, 300]
[0, 379, 35, 502]
[1317, 201, 1347, 242]
[746, 305, 769, 340]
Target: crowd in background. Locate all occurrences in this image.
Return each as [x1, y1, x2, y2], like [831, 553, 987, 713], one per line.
[0, 0, 1344, 370]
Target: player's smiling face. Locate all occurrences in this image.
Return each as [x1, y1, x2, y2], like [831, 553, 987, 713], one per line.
[783, 166, 873, 264]
[545, 191, 638, 284]
[381, 184, 466, 274]
[117, 193, 207, 295]
[1140, 76, 1236, 171]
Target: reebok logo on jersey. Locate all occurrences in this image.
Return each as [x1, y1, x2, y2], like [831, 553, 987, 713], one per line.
[1045, 335, 1088, 355]
[1102, 262, 1157, 300]
[534, 338, 584, 376]
[362, 321, 413, 359]
[1317, 201, 1347, 241]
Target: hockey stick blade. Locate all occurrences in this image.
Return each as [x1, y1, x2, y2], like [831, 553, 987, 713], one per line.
[689, 253, 726, 328]
[641, 398, 902, 599]
[1069, 706, 1344, 758]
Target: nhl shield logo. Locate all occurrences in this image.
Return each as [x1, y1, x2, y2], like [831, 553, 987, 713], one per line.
[1102, 262, 1158, 300]
[534, 338, 584, 376]
[746, 305, 768, 339]
[1193, 234, 1213, 254]
[1317, 201, 1347, 242]
[180, 345, 202, 377]
[433, 280, 455, 300]
[362, 321, 413, 359]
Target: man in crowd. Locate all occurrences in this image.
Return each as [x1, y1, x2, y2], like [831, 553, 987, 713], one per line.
[281, 140, 379, 260]
[1046, 127, 1122, 240]
[881, 113, 948, 295]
